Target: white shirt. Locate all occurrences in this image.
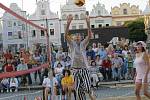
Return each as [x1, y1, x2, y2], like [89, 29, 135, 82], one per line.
[42, 77, 58, 88]
[92, 47, 98, 53]
[10, 78, 18, 87]
[55, 67, 64, 76]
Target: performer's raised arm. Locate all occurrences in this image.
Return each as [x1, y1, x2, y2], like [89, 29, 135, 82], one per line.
[65, 15, 73, 45]
[83, 15, 92, 47]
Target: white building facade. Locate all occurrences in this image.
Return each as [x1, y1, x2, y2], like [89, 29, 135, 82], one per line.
[2, 3, 27, 52]
[90, 2, 112, 28]
[29, 0, 61, 52]
[60, 0, 87, 33]
[60, 1, 112, 32]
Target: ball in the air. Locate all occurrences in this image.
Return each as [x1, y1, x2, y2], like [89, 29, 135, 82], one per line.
[75, 0, 85, 7]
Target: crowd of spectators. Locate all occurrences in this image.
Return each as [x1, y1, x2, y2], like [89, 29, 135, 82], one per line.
[0, 42, 136, 100]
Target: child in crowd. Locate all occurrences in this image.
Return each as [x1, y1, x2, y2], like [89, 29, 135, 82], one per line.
[9, 77, 18, 92]
[89, 60, 99, 87]
[61, 69, 74, 100]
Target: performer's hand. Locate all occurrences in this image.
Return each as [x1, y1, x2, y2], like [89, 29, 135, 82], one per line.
[67, 15, 73, 24]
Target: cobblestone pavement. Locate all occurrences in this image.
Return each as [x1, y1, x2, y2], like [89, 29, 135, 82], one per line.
[0, 85, 136, 100]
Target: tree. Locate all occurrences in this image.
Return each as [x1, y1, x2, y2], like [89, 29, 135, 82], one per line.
[124, 18, 147, 42]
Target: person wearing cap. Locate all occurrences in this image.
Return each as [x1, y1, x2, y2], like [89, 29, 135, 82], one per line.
[134, 41, 150, 100]
[65, 15, 95, 100]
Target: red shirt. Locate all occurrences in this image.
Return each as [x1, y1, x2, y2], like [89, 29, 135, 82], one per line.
[4, 64, 14, 72]
[102, 60, 112, 69]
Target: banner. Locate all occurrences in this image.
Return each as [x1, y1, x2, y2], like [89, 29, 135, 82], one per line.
[0, 63, 49, 79]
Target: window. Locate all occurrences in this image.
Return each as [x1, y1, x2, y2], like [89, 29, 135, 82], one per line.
[20, 44, 25, 48]
[50, 29, 54, 35]
[32, 30, 36, 37]
[99, 24, 102, 28]
[106, 24, 109, 27]
[79, 25, 83, 29]
[72, 26, 76, 29]
[95, 34, 99, 39]
[8, 32, 12, 36]
[74, 14, 79, 20]
[14, 22, 16, 26]
[8, 21, 12, 27]
[41, 30, 45, 36]
[41, 10, 46, 15]
[18, 31, 22, 39]
[123, 9, 127, 15]
[91, 25, 95, 28]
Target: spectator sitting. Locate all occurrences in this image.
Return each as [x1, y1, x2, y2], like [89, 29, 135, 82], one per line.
[9, 77, 18, 92]
[4, 59, 15, 73]
[64, 56, 71, 69]
[98, 46, 107, 60]
[101, 57, 112, 81]
[89, 60, 99, 87]
[61, 69, 74, 100]
[1, 78, 9, 92]
[86, 46, 95, 60]
[42, 71, 58, 100]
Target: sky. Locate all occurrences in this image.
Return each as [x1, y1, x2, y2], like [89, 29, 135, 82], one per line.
[0, 0, 148, 17]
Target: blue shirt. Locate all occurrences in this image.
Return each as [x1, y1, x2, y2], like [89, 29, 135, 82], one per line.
[99, 49, 107, 60]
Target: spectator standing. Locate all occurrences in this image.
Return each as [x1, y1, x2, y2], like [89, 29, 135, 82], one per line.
[33, 51, 42, 84]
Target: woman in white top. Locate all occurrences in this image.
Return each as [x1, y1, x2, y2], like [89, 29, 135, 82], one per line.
[134, 41, 150, 100]
[42, 71, 58, 100]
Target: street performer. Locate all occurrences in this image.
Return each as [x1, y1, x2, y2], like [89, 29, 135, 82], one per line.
[65, 14, 96, 100]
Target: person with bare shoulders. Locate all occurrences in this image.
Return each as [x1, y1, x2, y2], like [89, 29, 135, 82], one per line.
[134, 41, 150, 100]
[65, 14, 95, 100]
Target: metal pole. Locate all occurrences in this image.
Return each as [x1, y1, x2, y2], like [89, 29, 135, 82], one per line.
[45, 18, 51, 65]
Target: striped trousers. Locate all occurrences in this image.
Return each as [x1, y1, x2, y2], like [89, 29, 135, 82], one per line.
[72, 68, 92, 100]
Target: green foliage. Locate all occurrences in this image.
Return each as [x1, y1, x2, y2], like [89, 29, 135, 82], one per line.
[124, 18, 147, 42]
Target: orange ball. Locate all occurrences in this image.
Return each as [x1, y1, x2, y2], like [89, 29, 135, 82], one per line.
[75, 0, 85, 7]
